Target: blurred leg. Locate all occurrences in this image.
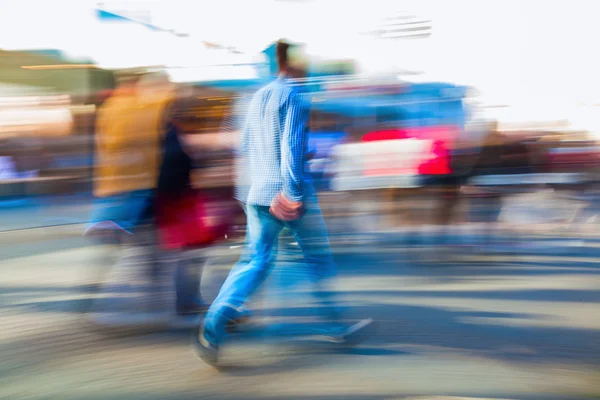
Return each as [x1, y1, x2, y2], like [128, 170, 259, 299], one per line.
[174, 250, 206, 314]
[228, 206, 278, 319]
[83, 195, 129, 312]
[286, 195, 374, 344]
[81, 229, 123, 313]
[84, 190, 160, 314]
[286, 194, 340, 321]
[202, 206, 283, 345]
[437, 184, 461, 246]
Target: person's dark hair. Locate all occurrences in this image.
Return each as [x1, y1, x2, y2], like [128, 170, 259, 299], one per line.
[276, 40, 290, 72]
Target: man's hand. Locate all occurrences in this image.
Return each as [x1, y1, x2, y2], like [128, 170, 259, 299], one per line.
[270, 193, 303, 221]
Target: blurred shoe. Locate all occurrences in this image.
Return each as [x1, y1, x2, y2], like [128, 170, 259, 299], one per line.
[83, 220, 132, 236]
[323, 318, 374, 347]
[176, 299, 209, 316]
[225, 308, 251, 332]
[192, 324, 219, 367]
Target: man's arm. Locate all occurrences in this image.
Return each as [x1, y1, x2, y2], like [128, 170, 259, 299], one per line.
[180, 96, 249, 154]
[281, 92, 309, 203]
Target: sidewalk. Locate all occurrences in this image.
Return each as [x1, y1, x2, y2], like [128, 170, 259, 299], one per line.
[0, 193, 91, 236]
[1, 241, 598, 399]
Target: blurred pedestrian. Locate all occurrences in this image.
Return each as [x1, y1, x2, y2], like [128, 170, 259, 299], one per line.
[84, 71, 173, 313]
[469, 122, 510, 245]
[194, 40, 372, 367]
[154, 95, 207, 316]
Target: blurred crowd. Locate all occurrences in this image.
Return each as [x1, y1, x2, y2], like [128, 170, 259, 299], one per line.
[1, 0, 599, 393]
[2, 44, 600, 320]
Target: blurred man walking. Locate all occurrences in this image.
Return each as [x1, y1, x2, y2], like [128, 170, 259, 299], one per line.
[194, 41, 372, 367]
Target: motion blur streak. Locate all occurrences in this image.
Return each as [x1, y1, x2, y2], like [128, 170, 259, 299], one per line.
[0, 1, 599, 399]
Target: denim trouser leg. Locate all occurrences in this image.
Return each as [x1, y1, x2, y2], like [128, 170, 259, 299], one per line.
[286, 196, 339, 321]
[203, 206, 283, 344]
[203, 195, 339, 345]
[231, 213, 278, 317]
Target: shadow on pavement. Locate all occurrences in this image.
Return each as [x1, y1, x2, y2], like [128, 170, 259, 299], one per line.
[45, 391, 591, 400]
[4, 296, 599, 370]
[2, 241, 599, 379]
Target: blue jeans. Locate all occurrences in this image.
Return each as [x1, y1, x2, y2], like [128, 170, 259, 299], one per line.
[87, 189, 154, 234]
[203, 194, 337, 345]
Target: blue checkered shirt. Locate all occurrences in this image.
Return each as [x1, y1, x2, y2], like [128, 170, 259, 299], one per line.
[233, 76, 312, 206]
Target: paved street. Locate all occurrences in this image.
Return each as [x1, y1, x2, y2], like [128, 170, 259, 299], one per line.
[0, 194, 92, 232]
[1, 233, 599, 400]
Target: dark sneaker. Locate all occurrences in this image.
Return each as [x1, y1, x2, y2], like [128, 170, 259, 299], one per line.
[192, 324, 219, 367]
[325, 318, 374, 347]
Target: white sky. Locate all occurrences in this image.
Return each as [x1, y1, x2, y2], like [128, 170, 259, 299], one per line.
[0, 0, 598, 105]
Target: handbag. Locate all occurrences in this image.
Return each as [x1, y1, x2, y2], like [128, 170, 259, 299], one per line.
[155, 123, 234, 250]
[155, 190, 234, 250]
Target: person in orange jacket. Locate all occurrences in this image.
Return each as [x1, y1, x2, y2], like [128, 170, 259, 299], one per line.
[84, 71, 174, 313]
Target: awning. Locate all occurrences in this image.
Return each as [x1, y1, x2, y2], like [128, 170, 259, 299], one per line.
[0, 49, 115, 97]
